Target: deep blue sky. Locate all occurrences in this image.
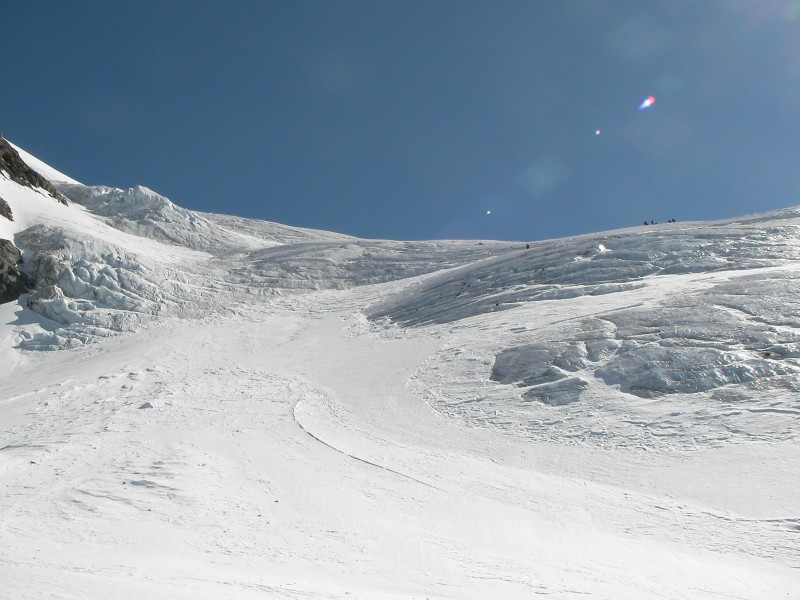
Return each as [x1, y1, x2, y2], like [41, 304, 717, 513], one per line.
[3, 1, 800, 241]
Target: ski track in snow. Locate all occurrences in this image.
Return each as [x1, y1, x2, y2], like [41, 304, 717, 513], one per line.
[1, 159, 800, 598]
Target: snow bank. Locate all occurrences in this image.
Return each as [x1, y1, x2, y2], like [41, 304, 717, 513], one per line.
[368, 219, 800, 327]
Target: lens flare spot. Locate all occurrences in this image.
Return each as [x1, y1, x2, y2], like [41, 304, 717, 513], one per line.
[638, 95, 656, 110]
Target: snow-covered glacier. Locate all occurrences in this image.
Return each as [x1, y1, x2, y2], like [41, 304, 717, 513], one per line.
[1, 139, 798, 599]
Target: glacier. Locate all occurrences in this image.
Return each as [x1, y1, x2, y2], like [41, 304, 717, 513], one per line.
[1, 138, 798, 599]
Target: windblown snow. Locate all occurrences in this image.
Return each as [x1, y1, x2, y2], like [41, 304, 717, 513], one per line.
[1, 141, 798, 599]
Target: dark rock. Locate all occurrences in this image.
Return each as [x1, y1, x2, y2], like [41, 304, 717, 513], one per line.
[0, 196, 12, 221]
[0, 239, 31, 304]
[0, 135, 68, 205]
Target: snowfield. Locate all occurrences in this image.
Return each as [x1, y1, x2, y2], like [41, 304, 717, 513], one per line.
[1, 142, 799, 598]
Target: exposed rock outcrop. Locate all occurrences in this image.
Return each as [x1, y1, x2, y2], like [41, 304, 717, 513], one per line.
[0, 239, 31, 303]
[0, 135, 68, 205]
[0, 196, 12, 221]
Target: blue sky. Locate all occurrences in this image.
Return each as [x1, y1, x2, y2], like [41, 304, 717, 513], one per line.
[3, 1, 800, 241]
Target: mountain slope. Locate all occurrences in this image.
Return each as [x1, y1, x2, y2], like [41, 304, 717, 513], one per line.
[1, 141, 798, 599]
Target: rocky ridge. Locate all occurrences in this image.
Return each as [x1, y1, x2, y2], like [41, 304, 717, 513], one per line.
[0, 135, 68, 205]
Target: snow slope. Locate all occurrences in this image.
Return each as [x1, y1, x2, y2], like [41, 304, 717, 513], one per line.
[1, 144, 798, 599]
[8, 141, 81, 185]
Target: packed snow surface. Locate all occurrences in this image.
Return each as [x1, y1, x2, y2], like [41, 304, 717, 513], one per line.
[1, 147, 799, 598]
